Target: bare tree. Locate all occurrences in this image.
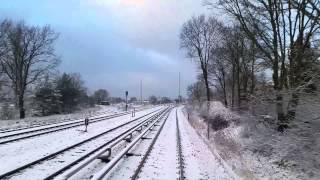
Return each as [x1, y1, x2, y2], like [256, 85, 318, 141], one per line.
[180, 15, 222, 104]
[209, 47, 229, 107]
[187, 80, 207, 105]
[0, 20, 59, 119]
[180, 15, 223, 137]
[206, 0, 320, 130]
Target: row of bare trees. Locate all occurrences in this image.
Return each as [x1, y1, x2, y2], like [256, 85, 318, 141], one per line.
[182, 0, 320, 131]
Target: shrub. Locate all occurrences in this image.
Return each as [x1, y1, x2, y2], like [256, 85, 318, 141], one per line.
[209, 114, 229, 131]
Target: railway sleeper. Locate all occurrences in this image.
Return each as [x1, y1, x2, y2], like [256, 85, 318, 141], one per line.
[143, 122, 149, 127]
[124, 134, 133, 142]
[135, 126, 143, 132]
[125, 152, 141, 157]
[141, 137, 152, 140]
[98, 148, 112, 163]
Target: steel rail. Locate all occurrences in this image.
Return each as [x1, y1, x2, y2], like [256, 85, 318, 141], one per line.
[51, 107, 171, 180]
[91, 108, 172, 180]
[0, 107, 160, 145]
[0, 113, 126, 139]
[176, 108, 185, 180]
[0, 111, 127, 134]
[0, 106, 149, 134]
[131, 107, 171, 180]
[0, 107, 165, 179]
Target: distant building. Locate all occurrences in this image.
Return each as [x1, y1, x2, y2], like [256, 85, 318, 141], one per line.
[100, 101, 110, 105]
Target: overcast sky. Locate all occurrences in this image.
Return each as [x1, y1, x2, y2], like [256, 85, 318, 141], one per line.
[0, 0, 211, 99]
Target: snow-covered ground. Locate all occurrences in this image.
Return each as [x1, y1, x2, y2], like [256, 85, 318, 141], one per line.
[0, 104, 150, 131]
[92, 107, 234, 180]
[0, 106, 162, 179]
[0, 105, 239, 179]
[176, 107, 235, 180]
[186, 101, 320, 180]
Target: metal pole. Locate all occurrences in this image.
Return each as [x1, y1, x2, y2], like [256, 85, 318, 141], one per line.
[125, 91, 128, 111]
[140, 80, 142, 104]
[179, 72, 181, 103]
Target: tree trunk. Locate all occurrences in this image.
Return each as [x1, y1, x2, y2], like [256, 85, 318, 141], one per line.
[222, 70, 228, 107]
[237, 58, 241, 107]
[276, 91, 287, 132]
[223, 87, 228, 107]
[251, 58, 255, 94]
[286, 92, 299, 121]
[203, 71, 211, 139]
[203, 72, 211, 102]
[231, 64, 235, 108]
[274, 68, 287, 131]
[243, 74, 248, 100]
[18, 94, 25, 119]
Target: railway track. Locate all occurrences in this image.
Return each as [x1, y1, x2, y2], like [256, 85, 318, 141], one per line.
[0, 110, 125, 134]
[176, 108, 185, 180]
[0, 107, 168, 180]
[0, 107, 156, 145]
[130, 105, 171, 180]
[90, 107, 172, 180]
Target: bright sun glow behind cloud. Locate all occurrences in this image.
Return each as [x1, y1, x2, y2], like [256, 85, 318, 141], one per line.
[120, 0, 146, 6]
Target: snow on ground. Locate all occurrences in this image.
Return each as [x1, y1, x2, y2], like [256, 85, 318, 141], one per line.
[137, 108, 178, 180]
[177, 107, 234, 180]
[68, 109, 169, 180]
[0, 104, 152, 132]
[137, 107, 233, 180]
[186, 100, 320, 180]
[0, 106, 139, 139]
[0, 105, 240, 179]
[0, 105, 120, 131]
[0, 106, 162, 177]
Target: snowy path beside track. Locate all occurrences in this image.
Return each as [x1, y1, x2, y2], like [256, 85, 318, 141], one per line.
[177, 107, 233, 180]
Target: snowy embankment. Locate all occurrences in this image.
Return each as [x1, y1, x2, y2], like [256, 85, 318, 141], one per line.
[177, 107, 235, 180]
[185, 101, 320, 180]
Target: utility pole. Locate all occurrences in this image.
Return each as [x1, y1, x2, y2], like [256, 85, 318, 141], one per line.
[179, 72, 181, 103]
[125, 91, 128, 111]
[140, 80, 142, 104]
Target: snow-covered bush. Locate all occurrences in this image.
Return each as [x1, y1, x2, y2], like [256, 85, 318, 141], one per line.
[186, 95, 320, 179]
[198, 101, 240, 131]
[0, 103, 16, 120]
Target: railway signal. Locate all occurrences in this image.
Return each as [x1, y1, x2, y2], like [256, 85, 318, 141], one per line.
[125, 91, 128, 111]
[84, 117, 89, 132]
[132, 108, 136, 117]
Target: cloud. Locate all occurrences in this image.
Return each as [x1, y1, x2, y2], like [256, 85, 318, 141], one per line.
[88, 0, 210, 56]
[0, 0, 204, 98]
